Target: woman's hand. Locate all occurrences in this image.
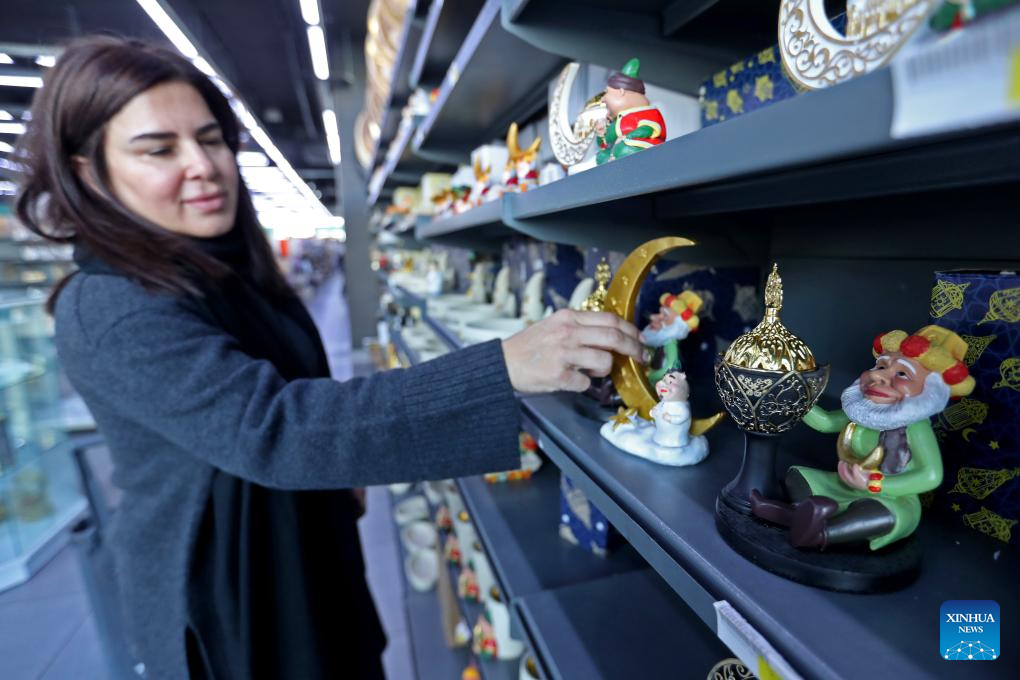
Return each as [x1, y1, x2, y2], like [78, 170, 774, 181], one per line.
[501, 310, 643, 393]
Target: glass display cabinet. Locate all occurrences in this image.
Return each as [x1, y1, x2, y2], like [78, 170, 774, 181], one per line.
[0, 296, 86, 591]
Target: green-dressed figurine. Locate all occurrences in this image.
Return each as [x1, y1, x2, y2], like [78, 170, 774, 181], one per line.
[595, 58, 667, 165]
[638, 291, 703, 387]
[752, 325, 975, 550]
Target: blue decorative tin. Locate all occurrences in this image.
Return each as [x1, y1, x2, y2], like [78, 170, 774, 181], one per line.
[559, 473, 617, 556]
[928, 270, 1020, 545]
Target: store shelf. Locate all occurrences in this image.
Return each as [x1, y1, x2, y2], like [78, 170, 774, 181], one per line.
[414, 199, 514, 253]
[503, 0, 771, 95]
[520, 392, 1020, 680]
[388, 493, 473, 680]
[412, 0, 566, 164]
[409, 66, 1020, 255]
[391, 326, 420, 367]
[368, 0, 430, 170]
[445, 560, 521, 680]
[456, 465, 647, 603]
[515, 569, 731, 680]
[410, 0, 485, 90]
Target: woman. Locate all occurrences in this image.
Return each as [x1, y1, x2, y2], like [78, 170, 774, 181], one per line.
[15, 37, 641, 679]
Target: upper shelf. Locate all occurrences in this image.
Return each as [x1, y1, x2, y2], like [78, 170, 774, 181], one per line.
[520, 392, 1020, 680]
[502, 0, 772, 95]
[367, 0, 430, 170]
[410, 0, 486, 90]
[414, 199, 514, 253]
[411, 66, 1020, 255]
[412, 0, 567, 164]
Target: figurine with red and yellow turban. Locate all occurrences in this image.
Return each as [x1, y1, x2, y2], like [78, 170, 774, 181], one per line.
[752, 325, 974, 551]
[640, 290, 703, 386]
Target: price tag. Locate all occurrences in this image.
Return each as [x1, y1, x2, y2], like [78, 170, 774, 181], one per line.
[891, 7, 1020, 138]
[714, 600, 802, 680]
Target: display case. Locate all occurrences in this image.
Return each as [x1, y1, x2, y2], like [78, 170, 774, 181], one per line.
[0, 296, 86, 591]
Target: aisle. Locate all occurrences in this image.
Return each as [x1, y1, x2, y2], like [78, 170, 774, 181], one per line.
[305, 270, 355, 381]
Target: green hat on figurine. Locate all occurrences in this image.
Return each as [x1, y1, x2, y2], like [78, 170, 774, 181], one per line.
[607, 57, 645, 94]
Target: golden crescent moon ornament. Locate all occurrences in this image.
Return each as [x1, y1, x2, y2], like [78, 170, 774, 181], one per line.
[605, 236, 724, 434]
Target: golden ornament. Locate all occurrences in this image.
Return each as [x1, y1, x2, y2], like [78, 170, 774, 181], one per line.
[726, 89, 745, 114]
[951, 467, 1020, 500]
[610, 407, 638, 431]
[929, 280, 969, 318]
[723, 264, 817, 372]
[580, 259, 611, 312]
[961, 334, 997, 366]
[963, 506, 1017, 543]
[992, 357, 1020, 391]
[979, 287, 1020, 325]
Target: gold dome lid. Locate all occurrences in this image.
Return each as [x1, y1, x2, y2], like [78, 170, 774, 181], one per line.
[723, 264, 817, 372]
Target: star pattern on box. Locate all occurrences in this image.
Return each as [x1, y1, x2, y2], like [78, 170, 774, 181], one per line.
[944, 641, 997, 660]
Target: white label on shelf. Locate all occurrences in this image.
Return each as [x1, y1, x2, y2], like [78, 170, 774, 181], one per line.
[891, 7, 1020, 138]
[714, 600, 802, 680]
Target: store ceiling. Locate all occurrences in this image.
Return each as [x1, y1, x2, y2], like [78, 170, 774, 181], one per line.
[0, 0, 371, 208]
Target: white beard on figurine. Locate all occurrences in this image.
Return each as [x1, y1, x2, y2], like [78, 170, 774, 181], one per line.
[640, 314, 691, 348]
[599, 370, 709, 466]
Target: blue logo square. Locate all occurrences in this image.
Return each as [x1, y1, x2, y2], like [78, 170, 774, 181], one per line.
[941, 600, 1000, 660]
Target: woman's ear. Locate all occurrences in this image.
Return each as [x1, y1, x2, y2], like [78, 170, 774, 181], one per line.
[71, 155, 100, 194]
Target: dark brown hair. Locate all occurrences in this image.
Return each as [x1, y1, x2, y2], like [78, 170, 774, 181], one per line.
[14, 36, 291, 309]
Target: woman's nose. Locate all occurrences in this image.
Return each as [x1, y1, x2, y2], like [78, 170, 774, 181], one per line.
[182, 143, 217, 180]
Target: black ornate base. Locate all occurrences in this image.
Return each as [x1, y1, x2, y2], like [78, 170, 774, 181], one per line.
[715, 499, 921, 593]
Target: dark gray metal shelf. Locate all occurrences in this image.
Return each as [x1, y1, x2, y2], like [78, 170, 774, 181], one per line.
[406, 65, 1020, 254]
[520, 392, 1020, 680]
[415, 199, 515, 253]
[502, 0, 769, 95]
[446, 559, 521, 680]
[456, 465, 647, 603]
[412, 0, 566, 164]
[390, 325, 420, 367]
[368, 0, 430, 171]
[410, 0, 486, 90]
[515, 569, 732, 680]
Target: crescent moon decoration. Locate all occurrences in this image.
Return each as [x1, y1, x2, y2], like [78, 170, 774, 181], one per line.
[962, 428, 977, 443]
[778, 0, 936, 91]
[605, 236, 725, 435]
[549, 62, 606, 166]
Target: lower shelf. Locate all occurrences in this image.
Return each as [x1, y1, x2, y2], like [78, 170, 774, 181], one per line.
[516, 569, 733, 680]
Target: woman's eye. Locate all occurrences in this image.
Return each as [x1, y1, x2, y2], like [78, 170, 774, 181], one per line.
[147, 147, 172, 157]
[201, 137, 224, 146]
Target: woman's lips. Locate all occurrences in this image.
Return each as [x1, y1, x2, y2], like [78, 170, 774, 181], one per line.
[184, 192, 226, 213]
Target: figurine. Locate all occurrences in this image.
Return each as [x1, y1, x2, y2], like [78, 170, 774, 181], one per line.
[457, 566, 480, 602]
[469, 157, 494, 206]
[435, 504, 453, 532]
[472, 588, 524, 660]
[929, 0, 1015, 31]
[595, 58, 666, 165]
[444, 534, 461, 566]
[500, 123, 541, 194]
[752, 325, 975, 551]
[484, 432, 543, 483]
[600, 370, 709, 466]
[549, 62, 607, 170]
[640, 291, 703, 386]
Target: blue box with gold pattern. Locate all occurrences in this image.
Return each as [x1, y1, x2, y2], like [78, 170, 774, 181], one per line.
[699, 15, 846, 128]
[559, 474, 618, 556]
[927, 270, 1020, 545]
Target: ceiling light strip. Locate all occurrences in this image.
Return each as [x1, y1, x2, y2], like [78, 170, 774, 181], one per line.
[0, 75, 44, 88]
[299, 0, 321, 26]
[306, 26, 330, 81]
[322, 109, 341, 165]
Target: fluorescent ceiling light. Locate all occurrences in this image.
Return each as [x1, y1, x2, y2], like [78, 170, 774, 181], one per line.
[0, 141, 13, 153]
[35, 55, 57, 68]
[134, 0, 198, 58]
[0, 54, 12, 65]
[0, 75, 44, 88]
[299, 0, 320, 26]
[322, 109, 341, 165]
[237, 151, 270, 166]
[191, 56, 216, 76]
[307, 26, 330, 81]
[0, 122, 27, 134]
[0, 110, 12, 121]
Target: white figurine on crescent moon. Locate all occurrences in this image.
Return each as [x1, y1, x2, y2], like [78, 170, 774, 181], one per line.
[600, 370, 709, 466]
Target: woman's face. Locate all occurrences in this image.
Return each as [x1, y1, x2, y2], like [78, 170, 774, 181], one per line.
[100, 81, 238, 238]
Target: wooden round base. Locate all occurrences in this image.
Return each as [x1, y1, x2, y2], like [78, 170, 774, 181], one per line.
[715, 498, 921, 593]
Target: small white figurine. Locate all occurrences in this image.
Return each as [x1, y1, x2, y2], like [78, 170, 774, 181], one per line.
[600, 370, 708, 466]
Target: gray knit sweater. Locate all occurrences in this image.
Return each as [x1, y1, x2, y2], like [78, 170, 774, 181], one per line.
[55, 270, 520, 678]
